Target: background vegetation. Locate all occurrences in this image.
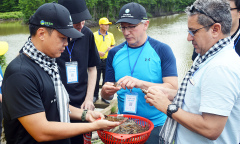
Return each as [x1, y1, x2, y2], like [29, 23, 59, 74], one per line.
[0, 0, 194, 23]
[0, 55, 7, 72]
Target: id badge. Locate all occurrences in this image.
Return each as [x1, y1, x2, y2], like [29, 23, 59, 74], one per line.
[65, 61, 78, 84]
[124, 92, 138, 114]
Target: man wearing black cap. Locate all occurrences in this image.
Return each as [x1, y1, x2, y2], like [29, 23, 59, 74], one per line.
[101, 2, 178, 144]
[57, 0, 100, 143]
[2, 2, 119, 144]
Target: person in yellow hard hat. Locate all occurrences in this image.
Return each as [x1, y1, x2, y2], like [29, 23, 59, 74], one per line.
[93, 17, 115, 104]
[0, 41, 8, 144]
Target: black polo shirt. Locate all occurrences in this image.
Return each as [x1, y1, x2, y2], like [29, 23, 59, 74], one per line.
[2, 54, 70, 144]
[56, 26, 100, 107]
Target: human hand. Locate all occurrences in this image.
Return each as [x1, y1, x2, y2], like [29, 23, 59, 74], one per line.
[144, 86, 171, 113]
[81, 99, 95, 111]
[85, 110, 104, 122]
[147, 86, 177, 101]
[117, 76, 142, 90]
[93, 119, 120, 130]
[99, 51, 105, 57]
[101, 82, 121, 98]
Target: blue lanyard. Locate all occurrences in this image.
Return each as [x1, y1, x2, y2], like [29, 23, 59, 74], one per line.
[127, 41, 147, 77]
[66, 41, 75, 62]
[234, 35, 240, 49]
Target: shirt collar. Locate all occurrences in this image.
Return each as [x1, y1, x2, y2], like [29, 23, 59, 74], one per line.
[98, 29, 108, 35]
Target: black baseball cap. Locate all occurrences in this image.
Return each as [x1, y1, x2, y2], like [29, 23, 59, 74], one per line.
[58, 0, 92, 24]
[116, 2, 148, 25]
[29, 2, 83, 39]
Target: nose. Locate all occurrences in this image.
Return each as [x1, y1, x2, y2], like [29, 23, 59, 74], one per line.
[122, 28, 130, 36]
[64, 39, 68, 47]
[187, 33, 194, 41]
[80, 23, 84, 28]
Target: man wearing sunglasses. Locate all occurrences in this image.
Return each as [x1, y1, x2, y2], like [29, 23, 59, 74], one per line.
[101, 2, 178, 144]
[192, 0, 240, 60]
[145, 0, 240, 144]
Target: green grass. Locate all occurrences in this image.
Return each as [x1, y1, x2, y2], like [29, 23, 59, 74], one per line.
[0, 11, 23, 20]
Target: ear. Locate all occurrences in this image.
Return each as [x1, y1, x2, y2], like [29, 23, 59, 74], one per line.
[36, 27, 45, 41]
[211, 23, 221, 38]
[143, 20, 150, 31]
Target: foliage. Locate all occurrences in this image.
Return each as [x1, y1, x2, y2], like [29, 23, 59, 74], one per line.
[110, 105, 118, 114]
[0, 11, 23, 20]
[85, 0, 195, 21]
[18, 0, 57, 23]
[1, 0, 194, 23]
[0, 55, 7, 71]
[0, 0, 20, 12]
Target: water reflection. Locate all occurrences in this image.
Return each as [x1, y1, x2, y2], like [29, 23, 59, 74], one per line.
[0, 21, 29, 36]
[0, 13, 193, 84]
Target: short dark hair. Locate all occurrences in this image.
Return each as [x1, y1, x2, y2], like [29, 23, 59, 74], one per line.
[29, 24, 54, 36]
[232, 0, 240, 10]
[228, 0, 240, 11]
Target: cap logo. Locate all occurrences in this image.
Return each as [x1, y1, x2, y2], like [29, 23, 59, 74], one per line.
[67, 16, 73, 27]
[125, 9, 130, 13]
[121, 8, 133, 18]
[40, 20, 53, 26]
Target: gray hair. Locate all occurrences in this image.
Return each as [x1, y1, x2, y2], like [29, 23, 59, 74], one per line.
[141, 20, 148, 24]
[185, 0, 232, 35]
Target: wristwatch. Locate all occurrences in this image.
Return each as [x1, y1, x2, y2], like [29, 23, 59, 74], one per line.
[167, 104, 179, 119]
[81, 109, 88, 122]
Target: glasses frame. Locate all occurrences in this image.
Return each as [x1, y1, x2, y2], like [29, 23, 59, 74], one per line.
[117, 22, 142, 32]
[189, 5, 219, 23]
[188, 23, 214, 37]
[230, 8, 238, 11]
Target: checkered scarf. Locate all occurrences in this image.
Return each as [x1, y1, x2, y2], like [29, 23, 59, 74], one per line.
[159, 37, 231, 144]
[23, 38, 70, 123]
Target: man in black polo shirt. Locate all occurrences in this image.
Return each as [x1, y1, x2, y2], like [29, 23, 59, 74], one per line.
[57, 0, 100, 143]
[2, 3, 119, 144]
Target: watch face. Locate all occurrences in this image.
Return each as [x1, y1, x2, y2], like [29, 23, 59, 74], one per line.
[169, 104, 177, 110]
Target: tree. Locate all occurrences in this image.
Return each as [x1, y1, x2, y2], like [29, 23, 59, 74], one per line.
[0, 0, 19, 12]
[19, 0, 56, 24]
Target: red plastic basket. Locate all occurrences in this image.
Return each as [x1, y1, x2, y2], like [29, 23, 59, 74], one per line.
[97, 114, 154, 144]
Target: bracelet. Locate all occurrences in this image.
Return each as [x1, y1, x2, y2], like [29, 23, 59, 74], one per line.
[81, 109, 88, 122]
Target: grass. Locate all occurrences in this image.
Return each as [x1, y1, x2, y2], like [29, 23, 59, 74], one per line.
[0, 11, 23, 20]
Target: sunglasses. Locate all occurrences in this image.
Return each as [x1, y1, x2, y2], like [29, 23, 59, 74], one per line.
[189, 5, 219, 23]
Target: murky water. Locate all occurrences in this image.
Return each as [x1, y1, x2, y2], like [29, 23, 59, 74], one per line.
[0, 13, 193, 84]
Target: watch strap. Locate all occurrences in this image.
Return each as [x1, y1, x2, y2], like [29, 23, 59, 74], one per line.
[167, 109, 173, 119]
[81, 109, 88, 122]
[167, 104, 179, 119]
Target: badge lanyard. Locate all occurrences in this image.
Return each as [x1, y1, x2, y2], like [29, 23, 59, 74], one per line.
[232, 28, 240, 50]
[127, 40, 147, 92]
[66, 41, 76, 62]
[124, 39, 147, 114]
[65, 41, 78, 84]
[234, 36, 240, 49]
